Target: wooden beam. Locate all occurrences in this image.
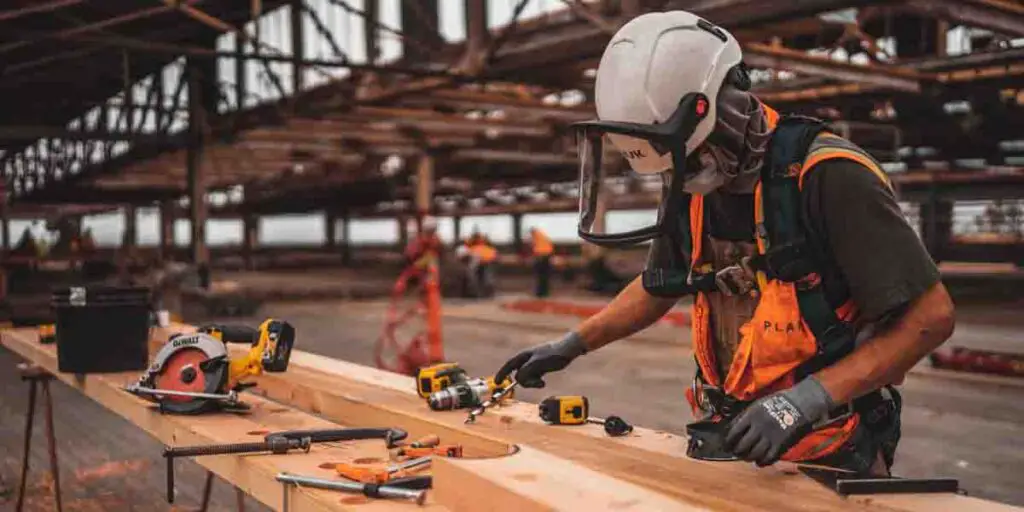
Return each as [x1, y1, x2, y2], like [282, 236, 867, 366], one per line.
[462, 0, 489, 73]
[0, 0, 84, 22]
[0, 330, 405, 512]
[416, 152, 435, 217]
[906, 0, 1024, 38]
[744, 43, 922, 92]
[451, 149, 578, 167]
[130, 329, 1012, 512]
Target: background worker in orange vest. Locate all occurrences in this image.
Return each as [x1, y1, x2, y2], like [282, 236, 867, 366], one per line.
[496, 11, 954, 475]
[469, 233, 498, 298]
[528, 227, 554, 298]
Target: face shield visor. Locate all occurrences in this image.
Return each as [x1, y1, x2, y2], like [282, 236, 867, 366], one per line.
[573, 92, 710, 247]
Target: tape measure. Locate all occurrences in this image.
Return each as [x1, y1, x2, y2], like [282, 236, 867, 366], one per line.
[539, 396, 589, 425]
[538, 395, 633, 437]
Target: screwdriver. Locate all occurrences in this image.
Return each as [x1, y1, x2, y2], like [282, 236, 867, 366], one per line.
[465, 379, 518, 424]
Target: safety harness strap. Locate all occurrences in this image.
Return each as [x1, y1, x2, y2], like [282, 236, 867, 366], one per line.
[759, 116, 856, 379]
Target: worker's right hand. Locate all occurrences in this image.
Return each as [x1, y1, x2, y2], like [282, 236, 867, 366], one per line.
[494, 332, 588, 388]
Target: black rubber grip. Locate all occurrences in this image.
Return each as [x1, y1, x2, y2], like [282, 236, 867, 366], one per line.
[202, 324, 258, 344]
[385, 476, 433, 490]
[266, 427, 409, 447]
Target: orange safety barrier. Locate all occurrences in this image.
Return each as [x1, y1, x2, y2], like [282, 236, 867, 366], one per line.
[375, 239, 444, 375]
[502, 299, 690, 327]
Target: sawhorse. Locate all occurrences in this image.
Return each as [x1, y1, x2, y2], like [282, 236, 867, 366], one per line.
[15, 363, 62, 512]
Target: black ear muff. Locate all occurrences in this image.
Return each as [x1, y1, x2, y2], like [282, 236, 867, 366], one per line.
[728, 64, 751, 91]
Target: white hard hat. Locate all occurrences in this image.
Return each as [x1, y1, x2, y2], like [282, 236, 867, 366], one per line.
[421, 216, 437, 231]
[594, 11, 743, 174]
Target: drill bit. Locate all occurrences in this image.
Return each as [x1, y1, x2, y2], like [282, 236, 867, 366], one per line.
[465, 379, 518, 424]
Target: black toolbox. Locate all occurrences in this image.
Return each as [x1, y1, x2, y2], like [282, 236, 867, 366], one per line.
[52, 286, 152, 373]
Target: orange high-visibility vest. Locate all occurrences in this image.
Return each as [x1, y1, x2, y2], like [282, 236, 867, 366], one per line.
[531, 230, 554, 256]
[686, 105, 892, 462]
[470, 243, 498, 263]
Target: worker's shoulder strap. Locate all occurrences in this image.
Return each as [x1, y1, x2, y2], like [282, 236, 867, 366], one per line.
[800, 132, 893, 191]
[757, 115, 856, 378]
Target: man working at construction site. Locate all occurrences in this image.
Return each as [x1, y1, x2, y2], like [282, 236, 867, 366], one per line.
[495, 11, 955, 475]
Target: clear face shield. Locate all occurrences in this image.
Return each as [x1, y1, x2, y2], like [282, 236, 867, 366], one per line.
[573, 93, 711, 248]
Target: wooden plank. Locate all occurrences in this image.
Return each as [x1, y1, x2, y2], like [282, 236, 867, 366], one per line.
[140, 325, 1019, 512]
[0, 329, 436, 512]
[5, 327, 744, 511]
[432, 446, 702, 512]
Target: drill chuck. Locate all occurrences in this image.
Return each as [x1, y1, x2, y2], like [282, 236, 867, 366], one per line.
[428, 379, 490, 411]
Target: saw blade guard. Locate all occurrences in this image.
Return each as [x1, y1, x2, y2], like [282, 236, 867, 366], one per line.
[143, 333, 230, 414]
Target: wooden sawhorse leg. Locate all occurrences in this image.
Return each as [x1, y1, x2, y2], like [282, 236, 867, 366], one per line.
[15, 363, 62, 512]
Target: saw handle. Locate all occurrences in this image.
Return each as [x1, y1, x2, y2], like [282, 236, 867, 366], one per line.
[200, 324, 259, 345]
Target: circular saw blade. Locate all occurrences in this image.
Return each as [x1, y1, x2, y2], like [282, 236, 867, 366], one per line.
[153, 347, 227, 414]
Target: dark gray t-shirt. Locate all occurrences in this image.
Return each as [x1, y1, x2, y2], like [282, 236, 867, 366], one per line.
[701, 158, 941, 376]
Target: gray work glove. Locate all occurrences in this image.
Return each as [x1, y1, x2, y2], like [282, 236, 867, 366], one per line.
[724, 376, 835, 466]
[494, 332, 588, 388]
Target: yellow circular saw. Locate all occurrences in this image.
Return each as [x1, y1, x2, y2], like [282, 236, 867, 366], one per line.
[126, 319, 295, 414]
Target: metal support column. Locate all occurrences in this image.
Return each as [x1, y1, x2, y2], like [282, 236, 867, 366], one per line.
[453, 215, 462, 242]
[243, 214, 258, 271]
[159, 202, 175, 262]
[512, 213, 524, 255]
[364, 0, 379, 64]
[324, 210, 337, 249]
[397, 215, 409, 251]
[234, 30, 247, 109]
[187, 60, 210, 289]
[122, 205, 137, 251]
[341, 211, 352, 266]
[290, 0, 305, 96]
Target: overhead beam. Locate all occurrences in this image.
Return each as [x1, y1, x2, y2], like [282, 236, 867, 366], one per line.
[744, 43, 923, 92]
[905, 0, 1024, 38]
[664, 0, 885, 29]
[0, 125, 176, 143]
[451, 148, 578, 167]
[0, 0, 84, 22]
[0, 0, 204, 56]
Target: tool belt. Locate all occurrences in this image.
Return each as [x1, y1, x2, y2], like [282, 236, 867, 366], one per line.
[686, 378, 902, 473]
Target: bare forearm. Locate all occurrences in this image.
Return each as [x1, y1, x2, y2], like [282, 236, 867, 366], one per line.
[815, 282, 955, 404]
[576, 276, 679, 351]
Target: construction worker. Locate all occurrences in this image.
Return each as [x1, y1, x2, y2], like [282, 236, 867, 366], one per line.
[496, 11, 954, 476]
[469, 234, 498, 297]
[528, 227, 554, 297]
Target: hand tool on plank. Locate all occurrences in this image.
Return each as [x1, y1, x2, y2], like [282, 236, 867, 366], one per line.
[465, 378, 518, 423]
[277, 473, 429, 506]
[125, 318, 295, 414]
[335, 456, 433, 484]
[538, 396, 634, 436]
[389, 434, 441, 457]
[162, 427, 407, 503]
[394, 444, 463, 459]
[800, 467, 960, 495]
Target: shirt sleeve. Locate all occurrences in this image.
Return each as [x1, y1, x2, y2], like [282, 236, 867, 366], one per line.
[802, 159, 941, 321]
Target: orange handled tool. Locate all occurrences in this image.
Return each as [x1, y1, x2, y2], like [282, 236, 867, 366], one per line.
[396, 444, 463, 458]
[336, 456, 433, 484]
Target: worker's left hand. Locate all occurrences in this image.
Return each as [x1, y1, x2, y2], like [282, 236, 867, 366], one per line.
[494, 332, 588, 388]
[724, 376, 835, 466]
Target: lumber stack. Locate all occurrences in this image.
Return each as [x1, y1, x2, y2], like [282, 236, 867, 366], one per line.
[3, 325, 1021, 512]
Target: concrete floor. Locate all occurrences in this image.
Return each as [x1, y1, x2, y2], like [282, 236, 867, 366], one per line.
[1, 290, 1022, 509]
